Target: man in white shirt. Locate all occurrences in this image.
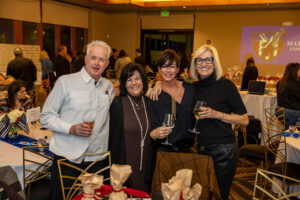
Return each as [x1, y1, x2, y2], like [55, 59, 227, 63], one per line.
[40, 40, 114, 199]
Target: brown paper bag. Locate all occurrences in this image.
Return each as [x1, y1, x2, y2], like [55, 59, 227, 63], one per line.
[109, 164, 132, 200]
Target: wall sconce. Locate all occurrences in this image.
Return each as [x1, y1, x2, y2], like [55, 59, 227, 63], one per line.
[281, 21, 294, 26]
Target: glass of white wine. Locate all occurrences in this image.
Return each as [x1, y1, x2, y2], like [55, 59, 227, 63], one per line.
[161, 113, 175, 145]
[189, 101, 207, 134]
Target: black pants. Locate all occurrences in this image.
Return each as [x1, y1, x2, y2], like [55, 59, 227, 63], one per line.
[197, 142, 238, 200]
[50, 154, 109, 200]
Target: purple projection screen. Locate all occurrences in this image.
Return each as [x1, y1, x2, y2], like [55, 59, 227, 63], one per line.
[240, 26, 300, 65]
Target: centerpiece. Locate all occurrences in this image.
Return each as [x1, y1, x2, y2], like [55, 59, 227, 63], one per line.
[0, 109, 29, 139]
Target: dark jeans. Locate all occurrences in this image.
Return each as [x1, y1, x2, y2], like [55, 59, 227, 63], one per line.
[50, 154, 109, 200]
[197, 142, 238, 200]
[284, 108, 300, 130]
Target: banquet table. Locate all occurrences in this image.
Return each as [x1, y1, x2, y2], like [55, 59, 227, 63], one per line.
[273, 135, 300, 198]
[0, 123, 52, 189]
[239, 91, 277, 138]
[151, 152, 221, 200]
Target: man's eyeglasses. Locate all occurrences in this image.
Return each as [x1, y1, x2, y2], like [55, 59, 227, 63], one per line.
[195, 57, 214, 65]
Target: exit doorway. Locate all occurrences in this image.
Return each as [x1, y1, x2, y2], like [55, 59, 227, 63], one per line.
[141, 30, 193, 73]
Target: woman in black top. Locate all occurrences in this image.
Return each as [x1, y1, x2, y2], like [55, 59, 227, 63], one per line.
[276, 62, 300, 129]
[148, 49, 195, 152]
[190, 45, 249, 200]
[241, 57, 259, 90]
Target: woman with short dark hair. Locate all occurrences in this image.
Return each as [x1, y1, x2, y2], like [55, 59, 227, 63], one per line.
[109, 63, 151, 192]
[148, 49, 195, 152]
[276, 62, 300, 129]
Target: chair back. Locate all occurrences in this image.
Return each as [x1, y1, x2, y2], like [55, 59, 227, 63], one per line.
[234, 124, 247, 146]
[261, 123, 288, 188]
[264, 107, 285, 133]
[57, 151, 111, 200]
[253, 168, 300, 200]
[23, 146, 53, 200]
[105, 69, 116, 79]
[261, 123, 286, 163]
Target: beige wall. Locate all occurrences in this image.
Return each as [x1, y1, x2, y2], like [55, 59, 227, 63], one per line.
[89, 11, 140, 60]
[194, 10, 300, 76]
[0, 0, 89, 27]
[107, 12, 140, 60]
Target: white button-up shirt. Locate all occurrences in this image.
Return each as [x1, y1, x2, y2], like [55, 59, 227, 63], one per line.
[40, 67, 114, 163]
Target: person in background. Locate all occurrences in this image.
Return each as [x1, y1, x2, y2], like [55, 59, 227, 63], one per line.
[115, 49, 132, 79]
[6, 48, 37, 91]
[108, 48, 119, 70]
[40, 40, 114, 199]
[104, 48, 118, 78]
[0, 73, 15, 91]
[276, 62, 300, 129]
[241, 57, 258, 90]
[190, 44, 249, 200]
[72, 45, 87, 73]
[134, 48, 146, 68]
[40, 50, 55, 88]
[0, 80, 33, 114]
[109, 63, 151, 192]
[54, 45, 71, 79]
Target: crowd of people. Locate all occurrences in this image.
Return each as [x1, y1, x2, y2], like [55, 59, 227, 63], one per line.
[0, 39, 299, 200]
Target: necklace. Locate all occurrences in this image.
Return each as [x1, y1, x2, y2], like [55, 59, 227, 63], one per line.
[131, 99, 142, 110]
[127, 95, 149, 171]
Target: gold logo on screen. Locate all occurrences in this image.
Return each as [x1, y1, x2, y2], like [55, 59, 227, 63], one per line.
[252, 28, 286, 62]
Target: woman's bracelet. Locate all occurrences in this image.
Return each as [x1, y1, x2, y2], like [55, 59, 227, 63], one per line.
[219, 112, 224, 120]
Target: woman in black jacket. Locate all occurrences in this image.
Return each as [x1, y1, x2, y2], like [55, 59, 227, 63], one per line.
[276, 62, 300, 129]
[108, 63, 151, 192]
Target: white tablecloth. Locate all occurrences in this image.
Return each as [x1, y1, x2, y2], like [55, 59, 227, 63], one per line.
[0, 124, 52, 189]
[273, 136, 300, 198]
[239, 91, 277, 127]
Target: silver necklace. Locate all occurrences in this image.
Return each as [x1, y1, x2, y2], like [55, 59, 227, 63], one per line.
[127, 95, 149, 171]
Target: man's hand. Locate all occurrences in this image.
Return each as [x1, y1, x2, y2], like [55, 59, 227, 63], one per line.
[69, 123, 93, 137]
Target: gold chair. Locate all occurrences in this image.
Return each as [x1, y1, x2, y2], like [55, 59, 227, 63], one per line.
[23, 146, 53, 200]
[264, 107, 285, 132]
[57, 151, 111, 200]
[253, 168, 300, 200]
[261, 124, 300, 191]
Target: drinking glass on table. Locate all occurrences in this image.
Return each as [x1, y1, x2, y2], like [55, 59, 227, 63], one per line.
[82, 113, 95, 129]
[189, 101, 207, 134]
[161, 113, 175, 145]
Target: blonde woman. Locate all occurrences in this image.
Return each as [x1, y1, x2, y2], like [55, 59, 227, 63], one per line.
[40, 50, 55, 87]
[190, 45, 248, 200]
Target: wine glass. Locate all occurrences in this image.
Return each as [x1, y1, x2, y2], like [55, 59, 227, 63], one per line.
[189, 101, 207, 134]
[161, 113, 175, 145]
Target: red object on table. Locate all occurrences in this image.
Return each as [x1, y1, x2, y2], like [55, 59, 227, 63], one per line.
[73, 184, 150, 200]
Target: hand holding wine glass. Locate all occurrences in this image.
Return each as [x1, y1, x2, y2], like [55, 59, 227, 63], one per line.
[189, 101, 207, 134]
[161, 113, 175, 145]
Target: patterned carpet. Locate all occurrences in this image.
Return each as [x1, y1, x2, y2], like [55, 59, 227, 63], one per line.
[229, 162, 258, 200]
[229, 160, 300, 200]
